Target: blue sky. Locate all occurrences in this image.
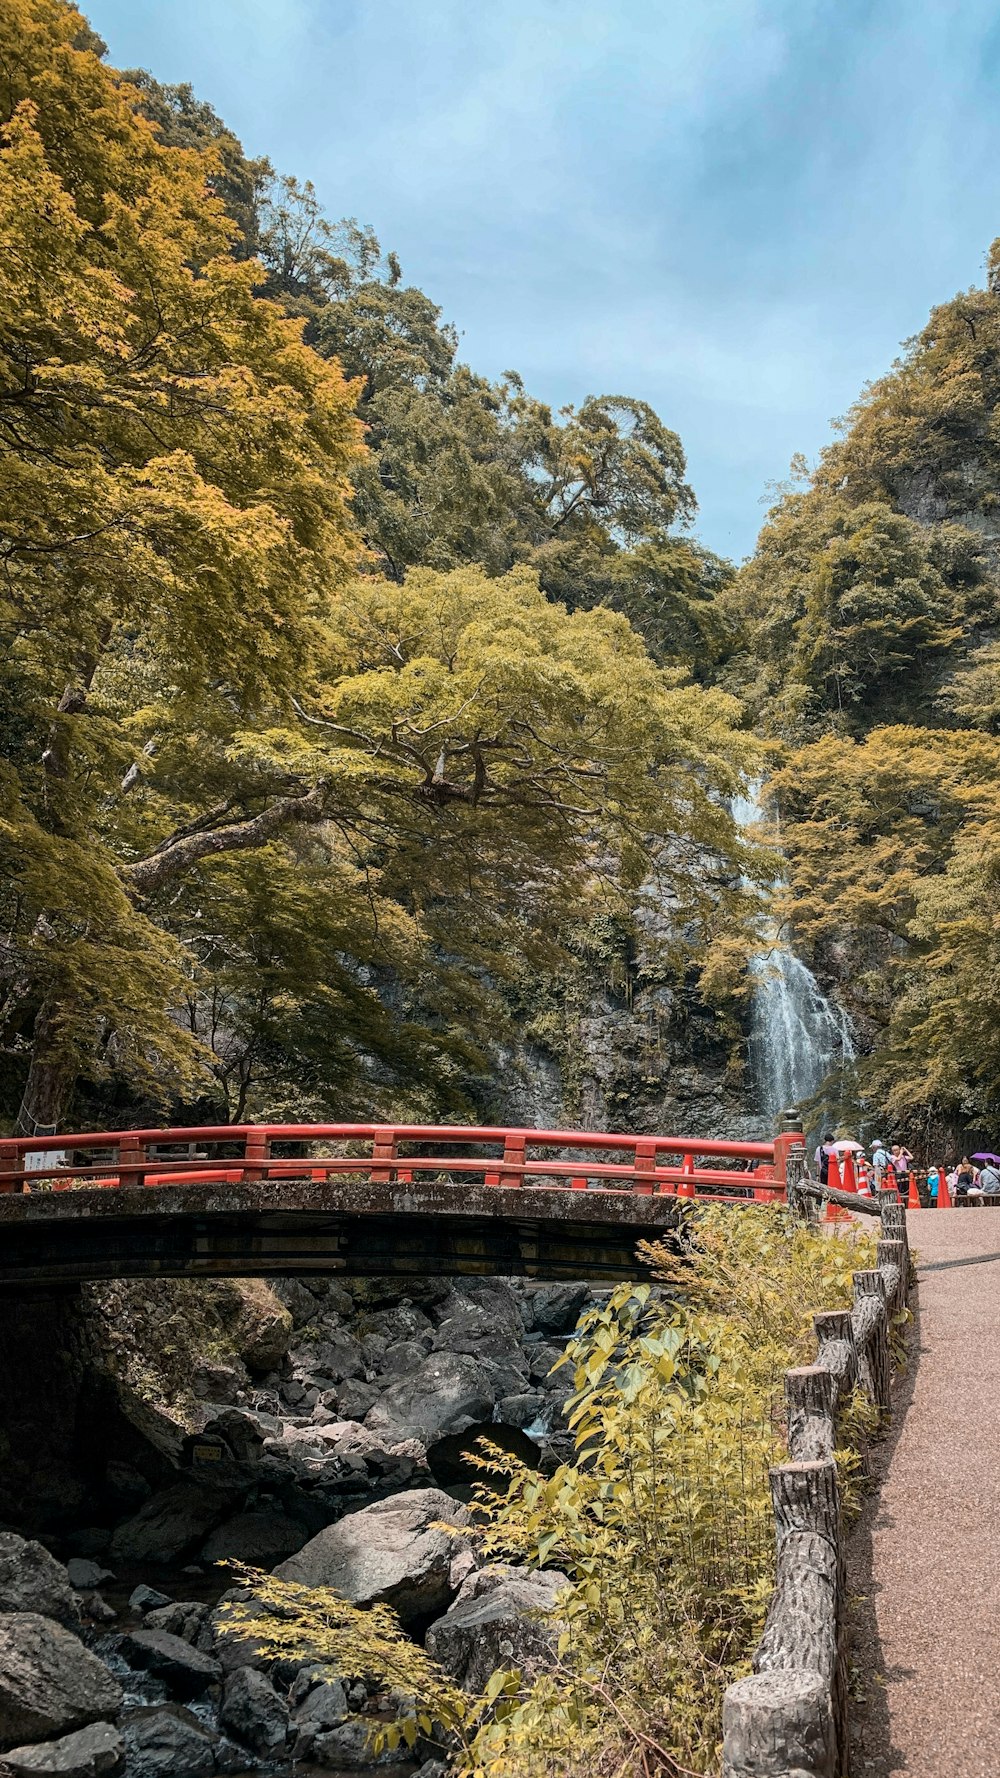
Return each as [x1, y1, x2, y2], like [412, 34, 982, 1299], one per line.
[87, 0, 1000, 561]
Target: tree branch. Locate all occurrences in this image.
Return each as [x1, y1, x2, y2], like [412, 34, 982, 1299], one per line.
[123, 786, 328, 896]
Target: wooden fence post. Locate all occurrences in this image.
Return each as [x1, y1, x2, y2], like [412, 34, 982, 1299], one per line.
[723, 1671, 836, 1778]
[876, 1238, 906, 1319]
[812, 1308, 858, 1409]
[785, 1366, 835, 1462]
[753, 1457, 845, 1776]
[852, 1269, 891, 1413]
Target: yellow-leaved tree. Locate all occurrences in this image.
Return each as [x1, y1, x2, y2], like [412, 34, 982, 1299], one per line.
[1, 3, 763, 1132]
[0, 0, 363, 1128]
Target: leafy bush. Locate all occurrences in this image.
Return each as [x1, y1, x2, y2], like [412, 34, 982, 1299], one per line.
[219, 1204, 877, 1777]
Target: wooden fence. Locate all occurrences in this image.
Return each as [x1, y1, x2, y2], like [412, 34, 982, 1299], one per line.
[722, 1190, 908, 1778]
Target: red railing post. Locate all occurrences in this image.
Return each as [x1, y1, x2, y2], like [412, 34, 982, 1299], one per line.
[0, 1141, 20, 1195]
[243, 1127, 270, 1183]
[500, 1134, 526, 1188]
[370, 1129, 397, 1184]
[117, 1136, 147, 1190]
[634, 1140, 657, 1196]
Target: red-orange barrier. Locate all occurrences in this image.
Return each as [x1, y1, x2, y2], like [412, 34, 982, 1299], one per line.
[0, 1122, 802, 1206]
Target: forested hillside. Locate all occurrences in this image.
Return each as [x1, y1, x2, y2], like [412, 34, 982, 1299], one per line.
[6, 0, 1000, 1146]
[724, 277, 1000, 1142]
[0, 0, 761, 1138]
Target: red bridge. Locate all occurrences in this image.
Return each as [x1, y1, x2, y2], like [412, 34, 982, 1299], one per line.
[0, 1122, 805, 1287]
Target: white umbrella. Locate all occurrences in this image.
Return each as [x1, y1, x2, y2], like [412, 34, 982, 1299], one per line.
[829, 1139, 864, 1153]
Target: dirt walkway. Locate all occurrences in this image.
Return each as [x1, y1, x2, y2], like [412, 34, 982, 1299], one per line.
[852, 1207, 1000, 1778]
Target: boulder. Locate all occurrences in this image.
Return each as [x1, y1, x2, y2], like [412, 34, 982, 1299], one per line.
[276, 1488, 469, 1630]
[191, 1361, 246, 1405]
[0, 1722, 123, 1776]
[118, 1630, 221, 1700]
[142, 1604, 207, 1646]
[201, 1510, 310, 1566]
[126, 1587, 170, 1616]
[333, 1379, 380, 1422]
[430, 1282, 525, 1359]
[364, 1353, 494, 1446]
[237, 1293, 293, 1374]
[312, 1716, 412, 1768]
[369, 1303, 434, 1348]
[291, 1332, 364, 1384]
[425, 1565, 569, 1694]
[219, 1667, 288, 1756]
[378, 1340, 431, 1380]
[197, 1408, 268, 1466]
[271, 1279, 323, 1327]
[109, 1481, 236, 1566]
[120, 1706, 215, 1778]
[497, 1392, 547, 1427]
[289, 1676, 349, 1760]
[0, 1538, 76, 1625]
[0, 1615, 123, 1751]
[522, 1283, 590, 1336]
[528, 1343, 566, 1384]
[0, 1725, 119, 1778]
[64, 1562, 113, 1594]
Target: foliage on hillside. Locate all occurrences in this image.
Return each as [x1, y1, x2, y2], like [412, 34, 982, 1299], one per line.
[724, 244, 1000, 1134]
[221, 1204, 877, 1777]
[0, 0, 764, 1134]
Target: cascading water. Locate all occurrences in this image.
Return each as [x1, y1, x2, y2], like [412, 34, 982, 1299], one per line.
[733, 783, 855, 1122]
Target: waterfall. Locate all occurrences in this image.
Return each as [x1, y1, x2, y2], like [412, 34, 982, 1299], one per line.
[734, 783, 855, 1122]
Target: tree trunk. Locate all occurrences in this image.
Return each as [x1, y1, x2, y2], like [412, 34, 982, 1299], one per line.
[15, 999, 74, 1136]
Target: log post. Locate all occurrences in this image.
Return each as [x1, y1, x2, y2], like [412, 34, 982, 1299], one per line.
[723, 1671, 836, 1778]
[852, 1270, 891, 1413]
[876, 1238, 906, 1319]
[769, 1455, 840, 1548]
[755, 1458, 846, 1774]
[879, 1188, 907, 1243]
[785, 1366, 835, 1462]
[813, 1308, 858, 1409]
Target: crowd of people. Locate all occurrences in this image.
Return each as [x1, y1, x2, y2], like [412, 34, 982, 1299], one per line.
[813, 1136, 1000, 1202]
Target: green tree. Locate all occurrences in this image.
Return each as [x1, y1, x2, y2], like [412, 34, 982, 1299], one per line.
[0, 0, 362, 1129]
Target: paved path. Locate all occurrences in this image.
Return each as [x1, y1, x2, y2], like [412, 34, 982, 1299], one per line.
[863, 1208, 1000, 1777]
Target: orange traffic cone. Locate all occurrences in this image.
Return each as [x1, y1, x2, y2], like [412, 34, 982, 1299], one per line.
[841, 1149, 859, 1194]
[824, 1152, 844, 1222]
[857, 1157, 872, 1197]
[677, 1174, 696, 1200]
[907, 1170, 921, 1211]
[936, 1165, 952, 1211]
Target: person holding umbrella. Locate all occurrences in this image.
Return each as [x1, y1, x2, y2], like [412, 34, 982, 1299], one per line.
[973, 1153, 1000, 1196]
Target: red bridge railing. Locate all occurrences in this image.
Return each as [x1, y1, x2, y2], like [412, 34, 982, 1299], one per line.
[0, 1123, 803, 1204]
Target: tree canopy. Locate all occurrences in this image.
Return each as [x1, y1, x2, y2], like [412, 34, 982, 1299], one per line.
[726, 247, 1000, 1134]
[0, 0, 759, 1133]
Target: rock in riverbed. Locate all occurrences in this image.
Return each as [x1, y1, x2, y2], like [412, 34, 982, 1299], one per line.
[276, 1487, 470, 1629]
[0, 1538, 76, 1626]
[0, 1614, 122, 1751]
[426, 1564, 569, 1694]
[0, 1721, 124, 1776]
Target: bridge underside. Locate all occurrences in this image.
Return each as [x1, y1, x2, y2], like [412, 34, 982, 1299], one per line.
[0, 1176, 684, 1289]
